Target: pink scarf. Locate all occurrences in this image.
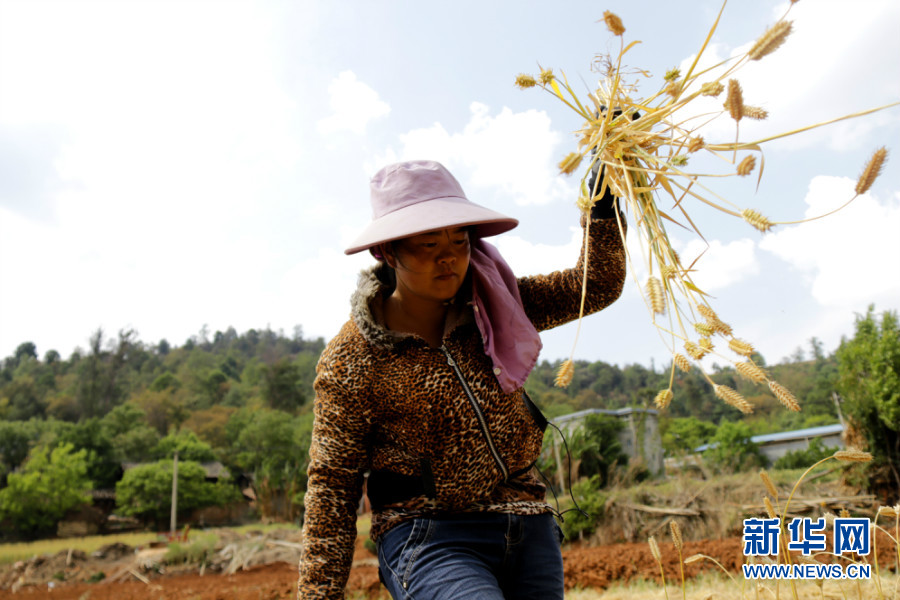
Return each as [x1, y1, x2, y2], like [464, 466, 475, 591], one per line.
[469, 240, 542, 394]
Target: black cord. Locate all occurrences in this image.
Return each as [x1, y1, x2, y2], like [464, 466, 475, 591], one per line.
[533, 461, 563, 521]
[544, 420, 590, 522]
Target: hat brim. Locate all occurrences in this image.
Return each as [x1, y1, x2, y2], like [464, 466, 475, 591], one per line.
[344, 196, 518, 255]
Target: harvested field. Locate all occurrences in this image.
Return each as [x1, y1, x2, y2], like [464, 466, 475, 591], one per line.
[1, 475, 896, 599]
[1, 531, 897, 600]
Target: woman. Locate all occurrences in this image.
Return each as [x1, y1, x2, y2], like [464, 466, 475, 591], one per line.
[297, 160, 626, 599]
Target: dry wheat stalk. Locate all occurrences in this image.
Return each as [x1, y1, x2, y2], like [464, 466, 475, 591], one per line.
[554, 359, 574, 388]
[558, 152, 583, 175]
[737, 155, 757, 176]
[539, 68, 554, 85]
[648, 536, 662, 562]
[728, 338, 755, 357]
[647, 277, 665, 314]
[684, 554, 703, 564]
[741, 208, 774, 233]
[684, 341, 707, 360]
[736, 361, 767, 384]
[687, 136, 705, 153]
[769, 380, 800, 412]
[833, 449, 872, 463]
[748, 20, 793, 61]
[525, 6, 897, 405]
[724, 79, 745, 122]
[514, 74, 536, 89]
[711, 319, 733, 337]
[700, 81, 724, 96]
[693, 322, 714, 337]
[669, 520, 684, 552]
[602, 11, 625, 36]
[877, 505, 899, 518]
[764, 496, 777, 518]
[742, 105, 769, 120]
[654, 389, 673, 410]
[760, 470, 779, 500]
[856, 147, 888, 195]
[714, 384, 754, 414]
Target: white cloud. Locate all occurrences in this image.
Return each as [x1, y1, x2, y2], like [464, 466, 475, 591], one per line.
[277, 248, 372, 339]
[759, 175, 900, 307]
[672, 0, 900, 152]
[370, 102, 573, 206]
[317, 71, 391, 135]
[678, 238, 759, 292]
[0, 0, 305, 358]
[494, 227, 583, 275]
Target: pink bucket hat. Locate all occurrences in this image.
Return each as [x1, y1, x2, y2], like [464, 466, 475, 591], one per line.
[344, 160, 518, 255]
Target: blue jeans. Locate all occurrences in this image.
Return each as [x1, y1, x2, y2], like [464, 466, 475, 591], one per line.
[376, 512, 564, 600]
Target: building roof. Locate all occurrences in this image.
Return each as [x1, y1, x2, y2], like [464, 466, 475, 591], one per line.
[694, 423, 844, 452]
[552, 407, 659, 424]
[122, 460, 230, 479]
[749, 423, 845, 445]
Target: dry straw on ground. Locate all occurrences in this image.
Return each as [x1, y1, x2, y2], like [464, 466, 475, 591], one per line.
[524, 3, 898, 409]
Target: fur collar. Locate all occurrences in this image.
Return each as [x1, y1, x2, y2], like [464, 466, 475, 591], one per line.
[350, 263, 474, 349]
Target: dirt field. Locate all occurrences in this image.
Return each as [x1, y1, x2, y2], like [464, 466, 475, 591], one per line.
[0, 535, 742, 600]
[2, 531, 896, 600]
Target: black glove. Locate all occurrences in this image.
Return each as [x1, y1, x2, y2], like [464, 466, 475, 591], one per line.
[587, 107, 639, 220]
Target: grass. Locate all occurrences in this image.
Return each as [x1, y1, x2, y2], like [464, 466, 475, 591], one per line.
[0, 520, 303, 566]
[0, 517, 369, 567]
[0, 531, 161, 565]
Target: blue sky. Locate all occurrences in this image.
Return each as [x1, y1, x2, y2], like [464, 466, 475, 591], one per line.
[1, 0, 898, 370]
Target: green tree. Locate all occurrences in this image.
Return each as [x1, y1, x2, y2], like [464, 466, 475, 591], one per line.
[836, 306, 900, 498]
[574, 414, 625, 487]
[44, 349, 61, 365]
[703, 421, 767, 473]
[149, 372, 181, 393]
[0, 443, 92, 537]
[115, 459, 240, 529]
[0, 375, 46, 421]
[662, 416, 717, 455]
[202, 369, 229, 406]
[133, 388, 189, 435]
[154, 429, 217, 462]
[0, 420, 34, 485]
[101, 404, 160, 463]
[14, 342, 37, 365]
[261, 359, 306, 413]
[76, 329, 138, 419]
[55, 418, 120, 489]
[224, 408, 311, 520]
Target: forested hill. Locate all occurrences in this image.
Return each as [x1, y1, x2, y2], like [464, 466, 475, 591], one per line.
[1, 323, 845, 445]
[2, 307, 898, 532]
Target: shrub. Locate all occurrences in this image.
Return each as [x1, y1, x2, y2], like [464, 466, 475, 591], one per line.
[773, 438, 837, 470]
[115, 460, 241, 529]
[560, 475, 607, 541]
[165, 532, 219, 564]
[703, 421, 767, 473]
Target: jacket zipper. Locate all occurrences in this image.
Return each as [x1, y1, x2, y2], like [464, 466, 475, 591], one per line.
[440, 345, 510, 481]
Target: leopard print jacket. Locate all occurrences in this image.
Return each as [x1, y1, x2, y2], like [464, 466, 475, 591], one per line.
[297, 215, 626, 599]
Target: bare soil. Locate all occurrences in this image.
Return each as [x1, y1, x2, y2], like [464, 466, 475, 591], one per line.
[1, 531, 896, 600]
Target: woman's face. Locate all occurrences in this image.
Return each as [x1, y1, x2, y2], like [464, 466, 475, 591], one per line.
[387, 227, 471, 304]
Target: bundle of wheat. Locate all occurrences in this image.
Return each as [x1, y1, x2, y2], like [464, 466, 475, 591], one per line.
[518, 2, 897, 412]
